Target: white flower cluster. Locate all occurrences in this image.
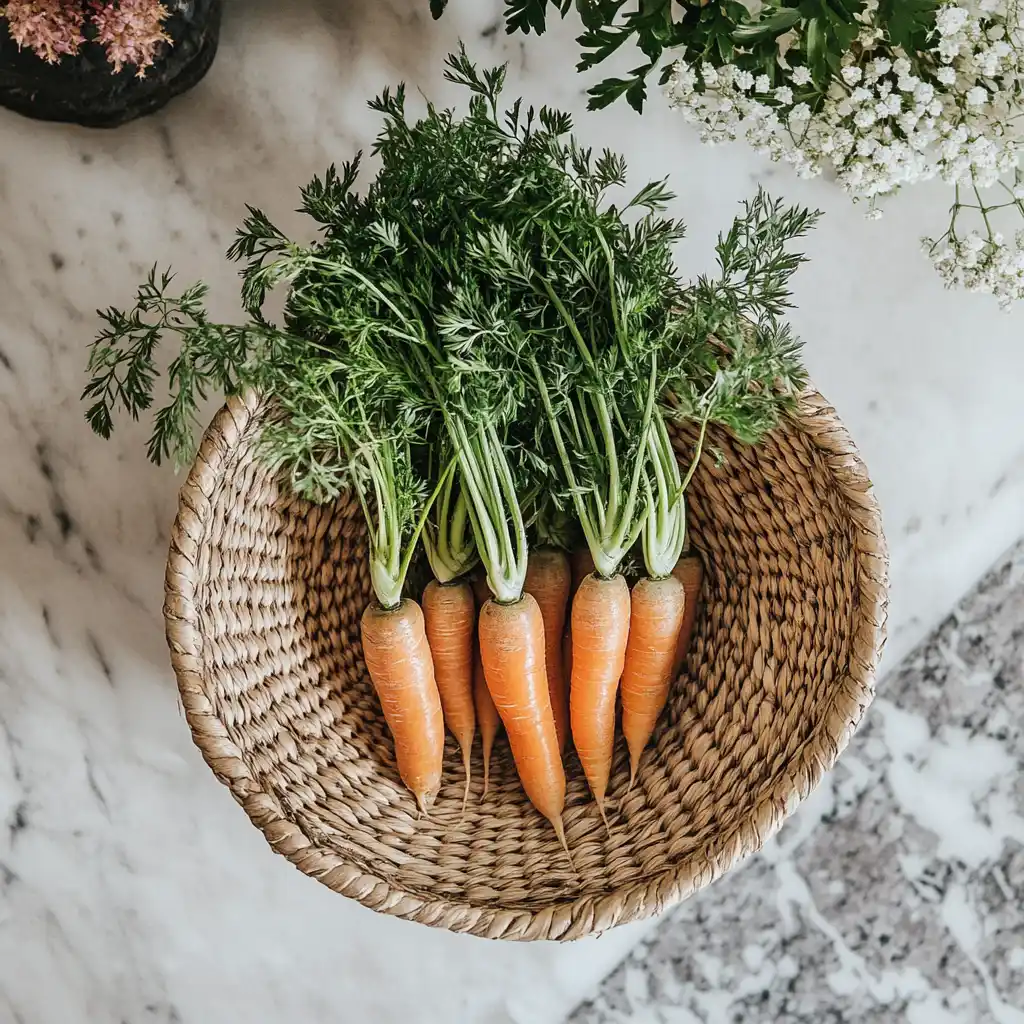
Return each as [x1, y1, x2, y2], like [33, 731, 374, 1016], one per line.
[664, 1, 1024, 306]
[924, 229, 1024, 302]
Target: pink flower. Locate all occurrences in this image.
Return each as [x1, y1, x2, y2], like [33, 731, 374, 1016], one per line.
[3, 0, 87, 63]
[3, 1, 171, 75]
[89, 0, 170, 77]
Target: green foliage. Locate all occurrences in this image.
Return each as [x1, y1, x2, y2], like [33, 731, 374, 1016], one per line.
[84, 49, 816, 594]
[432, 1, 940, 112]
[878, 0, 940, 54]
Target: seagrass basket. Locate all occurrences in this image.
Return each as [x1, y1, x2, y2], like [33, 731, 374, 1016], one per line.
[164, 388, 888, 941]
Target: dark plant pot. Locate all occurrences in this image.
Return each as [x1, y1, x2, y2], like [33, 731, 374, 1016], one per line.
[0, 0, 221, 129]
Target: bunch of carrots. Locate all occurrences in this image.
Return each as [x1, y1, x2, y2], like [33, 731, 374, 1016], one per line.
[84, 50, 818, 856]
[401, 533, 705, 841]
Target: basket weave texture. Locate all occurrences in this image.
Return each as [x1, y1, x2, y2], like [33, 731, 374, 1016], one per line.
[164, 388, 888, 941]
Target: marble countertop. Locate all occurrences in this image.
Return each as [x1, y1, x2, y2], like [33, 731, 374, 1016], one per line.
[1, 2, 1023, 1022]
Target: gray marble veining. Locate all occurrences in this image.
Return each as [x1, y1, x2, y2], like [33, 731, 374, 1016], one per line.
[572, 540, 1024, 1024]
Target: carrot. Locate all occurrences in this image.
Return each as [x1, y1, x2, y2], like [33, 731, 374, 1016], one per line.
[473, 649, 500, 795]
[561, 626, 573, 706]
[565, 549, 594, 683]
[570, 572, 631, 819]
[478, 593, 568, 853]
[620, 574, 687, 784]
[422, 579, 476, 807]
[361, 599, 445, 814]
[670, 555, 704, 678]
[570, 547, 596, 597]
[524, 547, 571, 753]
[471, 573, 501, 796]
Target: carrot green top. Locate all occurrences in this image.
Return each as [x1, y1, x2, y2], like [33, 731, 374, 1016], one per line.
[83, 48, 817, 599]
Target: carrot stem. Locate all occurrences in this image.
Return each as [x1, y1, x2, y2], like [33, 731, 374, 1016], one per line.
[423, 465, 478, 584]
[642, 412, 687, 580]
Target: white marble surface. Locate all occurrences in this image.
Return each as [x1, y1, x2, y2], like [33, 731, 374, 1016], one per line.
[0, 2, 1023, 1023]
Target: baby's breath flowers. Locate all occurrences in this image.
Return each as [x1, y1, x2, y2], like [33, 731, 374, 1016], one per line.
[2, 0, 170, 76]
[665, 1, 1024, 308]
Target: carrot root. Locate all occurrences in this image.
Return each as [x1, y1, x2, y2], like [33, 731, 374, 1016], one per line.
[570, 572, 631, 813]
[670, 555, 704, 679]
[551, 815, 576, 874]
[472, 574, 501, 798]
[620, 574, 687, 786]
[478, 593, 568, 853]
[570, 548, 596, 598]
[473, 646, 500, 797]
[561, 627, 573, 703]
[423, 579, 477, 804]
[361, 600, 444, 813]
[524, 547, 571, 753]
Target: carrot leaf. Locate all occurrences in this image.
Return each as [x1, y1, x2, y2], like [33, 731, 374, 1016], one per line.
[84, 49, 817, 602]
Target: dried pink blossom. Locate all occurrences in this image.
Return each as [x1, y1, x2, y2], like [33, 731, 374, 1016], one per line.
[3, 0, 87, 63]
[2, 1, 171, 75]
[89, 0, 170, 77]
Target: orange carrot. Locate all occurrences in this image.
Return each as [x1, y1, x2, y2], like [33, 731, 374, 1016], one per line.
[422, 579, 476, 805]
[473, 649, 500, 795]
[561, 626, 573, 707]
[670, 555, 704, 678]
[524, 547, 571, 753]
[620, 575, 687, 784]
[361, 599, 444, 813]
[478, 593, 568, 852]
[471, 571, 501, 796]
[570, 547, 596, 597]
[564, 549, 594, 690]
[570, 572, 631, 818]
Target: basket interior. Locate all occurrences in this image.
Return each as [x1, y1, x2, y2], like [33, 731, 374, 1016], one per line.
[190, 413, 861, 916]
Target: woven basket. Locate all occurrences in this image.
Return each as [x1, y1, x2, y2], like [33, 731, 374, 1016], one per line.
[164, 388, 888, 941]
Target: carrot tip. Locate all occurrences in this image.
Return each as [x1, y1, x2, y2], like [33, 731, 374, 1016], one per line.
[551, 816, 575, 873]
[596, 799, 611, 836]
[481, 736, 493, 798]
[415, 784, 440, 818]
[461, 748, 472, 819]
[627, 751, 641, 791]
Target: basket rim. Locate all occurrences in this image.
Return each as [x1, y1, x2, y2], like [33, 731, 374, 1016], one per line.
[164, 387, 889, 941]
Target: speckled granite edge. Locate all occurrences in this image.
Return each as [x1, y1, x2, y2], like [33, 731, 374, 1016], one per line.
[571, 538, 1024, 1024]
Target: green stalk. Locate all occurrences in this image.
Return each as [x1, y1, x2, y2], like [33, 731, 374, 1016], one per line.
[454, 421, 528, 602]
[403, 337, 529, 603]
[422, 469, 478, 583]
[538, 275, 596, 370]
[366, 449, 456, 609]
[608, 352, 658, 554]
[641, 412, 686, 579]
[677, 409, 710, 497]
[531, 355, 650, 578]
[594, 225, 630, 363]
